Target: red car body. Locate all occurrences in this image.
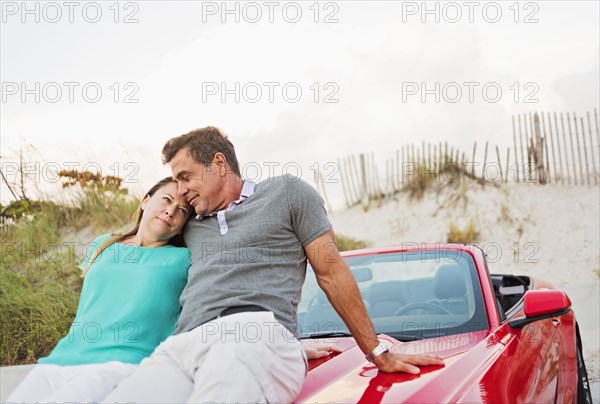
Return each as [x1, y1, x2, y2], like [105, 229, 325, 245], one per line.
[297, 244, 588, 403]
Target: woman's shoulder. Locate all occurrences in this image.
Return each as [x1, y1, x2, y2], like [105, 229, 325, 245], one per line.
[82, 234, 114, 254]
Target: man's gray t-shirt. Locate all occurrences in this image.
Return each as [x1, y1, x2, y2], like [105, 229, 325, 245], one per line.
[176, 175, 332, 338]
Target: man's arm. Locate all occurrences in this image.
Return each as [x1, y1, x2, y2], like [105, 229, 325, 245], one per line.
[305, 229, 444, 374]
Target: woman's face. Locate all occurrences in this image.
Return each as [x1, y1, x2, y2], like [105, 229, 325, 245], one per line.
[140, 182, 192, 241]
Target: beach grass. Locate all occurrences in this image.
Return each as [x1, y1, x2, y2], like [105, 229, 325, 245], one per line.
[447, 218, 480, 244]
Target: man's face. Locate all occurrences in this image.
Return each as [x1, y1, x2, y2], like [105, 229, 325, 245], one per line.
[170, 148, 225, 216]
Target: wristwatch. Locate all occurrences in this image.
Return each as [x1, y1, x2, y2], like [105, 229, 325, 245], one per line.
[365, 341, 388, 362]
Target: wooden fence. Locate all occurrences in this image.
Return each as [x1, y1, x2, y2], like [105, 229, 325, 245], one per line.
[317, 109, 599, 209]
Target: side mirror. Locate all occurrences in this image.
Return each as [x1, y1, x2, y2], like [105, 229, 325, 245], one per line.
[509, 290, 571, 329]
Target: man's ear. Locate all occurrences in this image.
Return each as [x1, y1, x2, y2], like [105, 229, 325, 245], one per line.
[213, 152, 228, 175]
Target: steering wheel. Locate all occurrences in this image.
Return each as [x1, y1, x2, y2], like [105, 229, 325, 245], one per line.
[393, 302, 452, 316]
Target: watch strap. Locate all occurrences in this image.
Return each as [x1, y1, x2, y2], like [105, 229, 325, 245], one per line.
[365, 341, 388, 362]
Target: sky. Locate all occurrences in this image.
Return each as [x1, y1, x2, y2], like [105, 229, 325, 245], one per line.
[1, 0, 599, 208]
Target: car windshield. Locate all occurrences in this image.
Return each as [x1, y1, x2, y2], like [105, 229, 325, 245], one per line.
[298, 249, 488, 341]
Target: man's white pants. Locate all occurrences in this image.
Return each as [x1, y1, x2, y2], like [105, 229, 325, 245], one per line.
[5, 361, 136, 403]
[103, 311, 307, 404]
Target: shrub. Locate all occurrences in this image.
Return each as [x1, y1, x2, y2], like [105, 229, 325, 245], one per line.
[404, 164, 437, 200]
[336, 234, 368, 251]
[447, 219, 480, 244]
[403, 159, 488, 201]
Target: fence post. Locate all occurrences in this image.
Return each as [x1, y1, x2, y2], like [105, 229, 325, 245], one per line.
[396, 149, 401, 192]
[567, 113, 578, 185]
[534, 113, 547, 184]
[496, 145, 503, 184]
[367, 153, 374, 200]
[444, 142, 448, 166]
[526, 113, 534, 181]
[542, 112, 554, 183]
[471, 142, 477, 177]
[505, 148, 510, 183]
[587, 111, 598, 185]
[350, 155, 361, 204]
[360, 154, 369, 211]
[428, 143, 432, 173]
[560, 113, 571, 184]
[317, 170, 332, 212]
[401, 144, 406, 189]
[518, 115, 526, 181]
[387, 158, 392, 195]
[595, 108, 600, 148]
[579, 117, 590, 186]
[337, 158, 350, 207]
[512, 116, 519, 183]
[573, 113, 585, 186]
[373, 155, 382, 208]
[341, 157, 352, 205]
[482, 142, 488, 181]
[551, 112, 564, 185]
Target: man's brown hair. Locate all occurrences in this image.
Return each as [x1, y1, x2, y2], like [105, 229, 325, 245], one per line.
[161, 126, 241, 176]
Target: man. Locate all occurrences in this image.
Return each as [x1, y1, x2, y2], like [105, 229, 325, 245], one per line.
[104, 126, 443, 403]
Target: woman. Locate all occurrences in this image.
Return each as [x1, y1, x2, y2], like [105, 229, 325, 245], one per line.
[6, 177, 340, 404]
[7, 177, 192, 403]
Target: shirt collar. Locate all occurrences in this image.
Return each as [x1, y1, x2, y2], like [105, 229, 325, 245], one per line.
[237, 179, 255, 202]
[195, 179, 255, 220]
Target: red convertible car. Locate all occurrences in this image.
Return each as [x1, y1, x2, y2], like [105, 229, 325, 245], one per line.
[297, 244, 592, 403]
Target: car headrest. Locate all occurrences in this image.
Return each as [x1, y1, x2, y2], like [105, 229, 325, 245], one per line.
[366, 281, 407, 305]
[434, 264, 467, 299]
